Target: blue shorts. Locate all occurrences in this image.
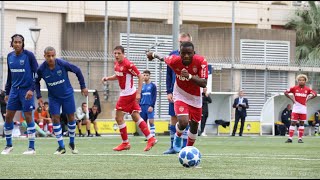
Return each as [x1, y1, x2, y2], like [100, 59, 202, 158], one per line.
[6, 87, 35, 112]
[169, 102, 175, 116]
[140, 105, 155, 122]
[49, 95, 76, 115]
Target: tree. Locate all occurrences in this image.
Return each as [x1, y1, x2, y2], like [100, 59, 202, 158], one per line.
[285, 1, 320, 63]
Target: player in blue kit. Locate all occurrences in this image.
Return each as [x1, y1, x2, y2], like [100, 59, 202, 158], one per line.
[163, 32, 192, 154]
[140, 70, 157, 137]
[1, 34, 38, 155]
[35, 46, 88, 154]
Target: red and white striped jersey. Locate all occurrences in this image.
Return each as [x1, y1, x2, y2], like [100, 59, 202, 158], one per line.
[114, 58, 140, 96]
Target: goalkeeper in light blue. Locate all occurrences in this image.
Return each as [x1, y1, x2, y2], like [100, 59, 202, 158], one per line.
[139, 70, 157, 137]
[35, 46, 88, 155]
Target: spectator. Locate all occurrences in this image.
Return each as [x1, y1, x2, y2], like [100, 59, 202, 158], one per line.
[38, 102, 53, 136]
[60, 112, 69, 137]
[75, 102, 91, 137]
[281, 104, 292, 134]
[199, 88, 212, 136]
[314, 110, 320, 136]
[89, 105, 101, 137]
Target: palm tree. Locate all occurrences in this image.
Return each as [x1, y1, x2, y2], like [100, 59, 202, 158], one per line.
[285, 1, 320, 64]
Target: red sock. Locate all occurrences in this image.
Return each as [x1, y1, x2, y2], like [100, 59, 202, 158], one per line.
[289, 125, 295, 139]
[118, 123, 128, 143]
[39, 122, 44, 130]
[298, 126, 304, 139]
[186, 130, 197, 146]
[48, 123, 53, 133]
[137, 119, 151, 139]
[175, 123, 183, 137]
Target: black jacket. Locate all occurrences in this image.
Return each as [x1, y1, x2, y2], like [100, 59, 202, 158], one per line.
[281, 108, 291, 124]
[232, 97, 249, 117]
[0, 90, 6, 114]
[202, 93, 212, 115]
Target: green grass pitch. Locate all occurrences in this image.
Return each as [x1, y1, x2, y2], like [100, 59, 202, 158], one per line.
[0, 136, 319, 179]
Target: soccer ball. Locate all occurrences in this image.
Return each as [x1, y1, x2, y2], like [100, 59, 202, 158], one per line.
[178, 146, 201, 168]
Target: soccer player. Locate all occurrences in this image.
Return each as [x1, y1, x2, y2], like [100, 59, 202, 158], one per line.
[1, 34, 38, 155]
[147, 42, 208, 153]
[35, 46, 88, 154]
[284, 74, 316, 143]
[163, 32, 192, 154]
[140, 70, 157, 137]
[101, 45, 157, 151]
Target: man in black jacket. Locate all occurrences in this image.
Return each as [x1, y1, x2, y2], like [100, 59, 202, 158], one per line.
[232, 90, 249, 136]
[0, 90, 6, 138]
[199, 88, 212, 136]
[281, 104, 292, 134]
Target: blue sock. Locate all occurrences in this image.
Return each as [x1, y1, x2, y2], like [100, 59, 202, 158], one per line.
[169, 125, 176, 149]
[182, 125, 189, 148]
[68, 120, 76, 144]
[53, 123, 65, 148]
[150, 123, 155, 137]
[27, 121, 36, 150]
[4, 121, 14, 147]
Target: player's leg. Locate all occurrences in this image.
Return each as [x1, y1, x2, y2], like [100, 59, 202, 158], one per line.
[1, 89, 20, 154]
[38, 119, 44, 131]
[314, 118, 319, 136]
[21, 89, 36, 155]
[61, 96, 78, 154]
[163, 102, 178, 154]
[52, 114, 66, 154]
[77, 119, 83, 137]
[200, 114, 206, 136]
[113, 110, 131, 151]
[286, 113, 298, 143]
[173, 101, 190, 153]
[92, 120, 101, 136]
[239, 116, 246, 136]
[46, 118, 53, 135]
[186, 105, 202, 146]
[298, 115, 306, 143]
[85, 119, 92, 137]
[147, 108, 155, 137]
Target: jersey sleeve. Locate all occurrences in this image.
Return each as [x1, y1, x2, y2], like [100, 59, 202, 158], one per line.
[35, 66, 43, 99]
[285, 87, 295, 94]
[5, 54, 12, 96]
[309, 88, 317, 96]
[164, 55, 179, 70]
[127, 63, 140, 77]
[199, 57, 208, 79]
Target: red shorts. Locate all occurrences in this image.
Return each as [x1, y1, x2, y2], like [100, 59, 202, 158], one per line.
[291, 112, 307, 121]
[174, 100, 202, 123]
[116, 93, 141, 114]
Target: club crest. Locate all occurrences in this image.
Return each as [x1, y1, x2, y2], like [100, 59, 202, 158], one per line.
[179, 106, 184, 112]
[57, 70, 62, 76]
[20, 59, 24, 65]
[193, 66, 198, 73]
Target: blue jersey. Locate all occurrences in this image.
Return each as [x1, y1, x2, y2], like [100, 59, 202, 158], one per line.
[166, 50, 179, 94]
[35, 58, 86, 99]
[140, 82, 157, 108]
[5, 50, 38, 95]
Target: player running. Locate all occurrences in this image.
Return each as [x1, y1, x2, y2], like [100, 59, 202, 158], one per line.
[101, 45, 157, 151]
[147, 42, 208, 153]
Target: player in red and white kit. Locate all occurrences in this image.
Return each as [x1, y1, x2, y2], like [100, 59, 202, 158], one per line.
[284, 74, 317, 143]
[147, 42, 208, 153]
[101, 46, 157, 151]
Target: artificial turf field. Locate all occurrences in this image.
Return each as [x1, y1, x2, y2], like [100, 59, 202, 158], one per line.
[0, 136, 319, 179]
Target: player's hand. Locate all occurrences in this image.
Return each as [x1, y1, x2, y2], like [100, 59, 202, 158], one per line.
[136, 93, 141, 102]
[101, 77, 108, 83]
[37, 98, 44, 107]
[167, 93, 174, 103]
[81, 88, 89, 97]
[148, 106, 153, 113]
[25, 90, 33, 100]
[4, 95, 8, 103]
[181, 68, 189, 79]
[146, 51, 154, 61]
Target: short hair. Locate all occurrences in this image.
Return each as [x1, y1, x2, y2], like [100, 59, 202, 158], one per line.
[10, 34, 25, 48]
[44, 46, 56, 54]
[114, 46, 125, 54]
[44, 102, 49, 105]
[180, 42, 194, 50]
[296, 74, 308, 82]
[180, 32, 192, 41]
[143, 70, 151, 75]
[82, 102, 87, 107]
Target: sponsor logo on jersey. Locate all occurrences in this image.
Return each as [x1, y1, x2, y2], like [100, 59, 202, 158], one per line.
[176, 74, 190, 81]
[47, 79, 65, 87]
[11, 69, 25, 72]
[295, 93, 307, 97]
[142, 92, 151, 96]
[115, 71, 124, 76]
[20, 60, 24, 65]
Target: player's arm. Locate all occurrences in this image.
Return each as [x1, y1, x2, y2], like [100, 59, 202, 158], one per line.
[166, 66, 174, 102]
[284, 88, 295, 104]
[4, 55, 12, 102]
[62, 60, 88, 96]
[146, 51, 166, 62]
[307, 89, 317, 102]
[35, 69, 44, 106]
[151, 83, 157, 109]
[102, 74, 117, 82]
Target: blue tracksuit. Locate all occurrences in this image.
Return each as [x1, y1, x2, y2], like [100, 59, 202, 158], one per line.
[166, 50, 179, 116]
[35, 58, 86, 115]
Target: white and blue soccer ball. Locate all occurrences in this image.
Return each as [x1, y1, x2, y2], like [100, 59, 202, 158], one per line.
[178, 146, 201, 168]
